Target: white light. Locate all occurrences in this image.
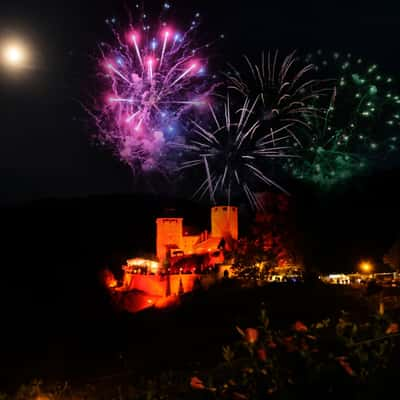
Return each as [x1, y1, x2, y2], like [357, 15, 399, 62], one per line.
[6, 47, 23, 63]
[2, 41, 28, 68]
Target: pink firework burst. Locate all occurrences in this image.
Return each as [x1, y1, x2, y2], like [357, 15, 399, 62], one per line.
[90, 9, 216, 173]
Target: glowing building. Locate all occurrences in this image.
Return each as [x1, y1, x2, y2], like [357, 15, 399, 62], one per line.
[156, 206, 238, 265]
[118, 205, 238, 299]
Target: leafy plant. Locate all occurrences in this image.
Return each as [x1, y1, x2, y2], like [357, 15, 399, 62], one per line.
[190, 307, 400, 399]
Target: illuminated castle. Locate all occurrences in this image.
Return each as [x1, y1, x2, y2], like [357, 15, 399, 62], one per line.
[156, 206, 238, 265]
[121, 206, 238, 292]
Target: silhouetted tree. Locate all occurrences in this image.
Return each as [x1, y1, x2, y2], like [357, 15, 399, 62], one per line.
[178, 277, 184, 295]
[383, 235, 400, 271]
[232, 192, 304, 278]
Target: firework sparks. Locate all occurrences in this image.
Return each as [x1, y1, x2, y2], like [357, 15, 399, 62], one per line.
[286, 90, 368, 187]
[288, 50, 400, 188]
[176, 96, 294, 209]
[225, 50, 326, 146]
[89, 8, 216, 174]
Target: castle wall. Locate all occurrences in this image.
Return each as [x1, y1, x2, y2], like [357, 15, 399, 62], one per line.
[181, 235, 199, 255]
[155, 207, 239, 264]
[125, 274, 208, 296]
[156, 218, 183, 262]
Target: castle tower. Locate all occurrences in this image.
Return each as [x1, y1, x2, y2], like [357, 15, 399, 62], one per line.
[211, 206, 238, 240]
[156, 217, 183, 262]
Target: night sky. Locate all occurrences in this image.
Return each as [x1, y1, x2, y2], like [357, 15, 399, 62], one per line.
[0, 0, 400, 204]
[2, 2, 400, 390]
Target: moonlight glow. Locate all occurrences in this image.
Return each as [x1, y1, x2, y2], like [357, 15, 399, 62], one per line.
[1, 41, 29, 69]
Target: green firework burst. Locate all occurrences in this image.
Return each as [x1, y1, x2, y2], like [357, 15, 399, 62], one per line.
[288, 50, 400, 189]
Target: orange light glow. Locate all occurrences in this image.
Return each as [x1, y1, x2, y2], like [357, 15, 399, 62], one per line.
[108, 279, 118, 288]
[154, 295, 180, 309]
[101, 268, 118, 289]
[359, 261, 373, 273]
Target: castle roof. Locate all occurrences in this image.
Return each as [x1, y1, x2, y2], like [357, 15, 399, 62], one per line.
[193, 237, 224, 253]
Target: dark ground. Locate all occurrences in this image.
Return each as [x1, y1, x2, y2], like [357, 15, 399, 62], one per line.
[1, 180, 400, 391]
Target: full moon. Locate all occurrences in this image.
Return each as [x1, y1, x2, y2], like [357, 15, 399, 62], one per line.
[2, 41, 29, 68]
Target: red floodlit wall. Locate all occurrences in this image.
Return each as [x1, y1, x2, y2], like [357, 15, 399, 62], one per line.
[125, 274, 217, 296]
[126, 274, 196, 296]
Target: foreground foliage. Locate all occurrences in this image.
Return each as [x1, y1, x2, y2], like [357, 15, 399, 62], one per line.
[191, 307, 399, 399]
[2, 307, 399, 399]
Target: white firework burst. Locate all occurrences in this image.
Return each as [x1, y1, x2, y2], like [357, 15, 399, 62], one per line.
[175, 95, 295, 209]
[226, 50, 327, 146]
